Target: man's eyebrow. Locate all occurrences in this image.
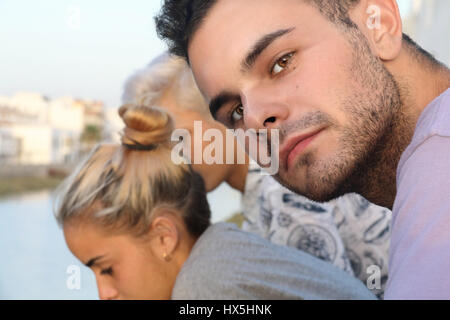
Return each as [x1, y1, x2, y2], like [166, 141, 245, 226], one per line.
[241, 27, 295, 72]
[85, 255, 104, 268]
[209, 91, 241, 120]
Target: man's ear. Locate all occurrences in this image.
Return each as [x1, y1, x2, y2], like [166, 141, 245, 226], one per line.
[350, 0, 403, 61]
[148, 213, 180, 261]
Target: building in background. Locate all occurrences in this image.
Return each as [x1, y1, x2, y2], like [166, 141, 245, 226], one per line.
[48, 97, 84, 164]
[0, 92, 105, 166]
[0, 93, 54, 165]
[0, 129, 21, 163]
[104, 108, 123, 143]
[76, 99, 105, 153]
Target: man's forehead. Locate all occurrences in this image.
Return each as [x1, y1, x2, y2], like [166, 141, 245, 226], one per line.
[185, 10, 250, 93]
[187, 0, 309, 45]
[187, 0, 314, 96]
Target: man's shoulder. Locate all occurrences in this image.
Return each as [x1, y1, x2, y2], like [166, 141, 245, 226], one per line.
[418, 88, 450, 136]
[388, 135, 450, 298]
[411, 88, 450, 142]
[397, 88, 450, 175]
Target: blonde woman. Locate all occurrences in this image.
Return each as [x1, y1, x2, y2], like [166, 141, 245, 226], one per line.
[122, 53, 248, 193]
[55, 100, 375, 300]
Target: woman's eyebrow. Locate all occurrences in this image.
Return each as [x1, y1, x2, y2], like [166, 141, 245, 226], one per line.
[85, 255, 105, 268]
[241, 27, 295, 72]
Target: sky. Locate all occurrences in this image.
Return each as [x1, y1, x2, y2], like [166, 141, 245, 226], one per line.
[0, 0, 165, 108]
[0, 0, 413, 109]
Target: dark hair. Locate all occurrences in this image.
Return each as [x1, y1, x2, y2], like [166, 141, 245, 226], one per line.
[155, 0, 219, 61]
[155, 0, 438, 65]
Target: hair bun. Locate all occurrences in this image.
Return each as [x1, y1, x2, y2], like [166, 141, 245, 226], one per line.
[118, 101, 174, 149]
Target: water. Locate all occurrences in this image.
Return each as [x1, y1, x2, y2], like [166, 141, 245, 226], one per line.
[0, 184, 241, 299]
[0, 191, 98, 299]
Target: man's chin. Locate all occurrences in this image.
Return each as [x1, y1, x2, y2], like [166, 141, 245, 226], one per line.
[296, 187, 341, 204]
[274, 172, 347, 204]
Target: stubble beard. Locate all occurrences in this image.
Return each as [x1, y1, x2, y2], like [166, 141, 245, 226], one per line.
[274, 28, 413, 209]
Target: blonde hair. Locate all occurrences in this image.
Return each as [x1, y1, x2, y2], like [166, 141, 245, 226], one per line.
[122, 52, 212, 118]
[55, 97, 211, 237]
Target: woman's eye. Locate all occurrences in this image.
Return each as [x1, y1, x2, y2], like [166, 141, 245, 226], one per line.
[271, 52, 294, 76]
[230, 104, 244, 123]
[100, 267, 113, 276]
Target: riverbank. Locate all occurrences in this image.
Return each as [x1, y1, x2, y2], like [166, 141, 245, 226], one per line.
[0, 176, 64, 198]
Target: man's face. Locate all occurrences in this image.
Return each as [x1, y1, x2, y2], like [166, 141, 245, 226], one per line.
[188, 0, 401, 202]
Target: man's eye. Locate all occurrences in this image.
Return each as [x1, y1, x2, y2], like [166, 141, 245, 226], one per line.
[100, 267, 113, 276]
[230, 104, 244, 123]
[271, 52, 294, 76]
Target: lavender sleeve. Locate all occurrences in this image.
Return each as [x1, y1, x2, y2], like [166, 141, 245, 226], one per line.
[385, 135, 450, 299]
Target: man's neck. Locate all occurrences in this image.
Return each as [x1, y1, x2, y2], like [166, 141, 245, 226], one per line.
[362, 49, 450, 209]
[393, 47, 450, 125]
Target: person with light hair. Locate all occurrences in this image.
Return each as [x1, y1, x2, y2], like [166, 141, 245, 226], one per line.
[55, 99, 375, 299]
[122, 52, 392, 298]
[122, 52, 248, 193]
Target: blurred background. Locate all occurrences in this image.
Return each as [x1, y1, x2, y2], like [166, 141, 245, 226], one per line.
[0, 0, 448, 299]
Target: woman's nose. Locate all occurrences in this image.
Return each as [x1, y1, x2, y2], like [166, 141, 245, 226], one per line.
[96, 277, 119, 300]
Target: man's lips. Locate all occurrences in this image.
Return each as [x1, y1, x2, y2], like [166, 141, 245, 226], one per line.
[280, 128, 325, 171]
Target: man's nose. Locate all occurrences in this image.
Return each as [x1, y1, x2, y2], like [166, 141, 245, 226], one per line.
[243, 87, 289, 131]
[97, 277, 119, 300]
